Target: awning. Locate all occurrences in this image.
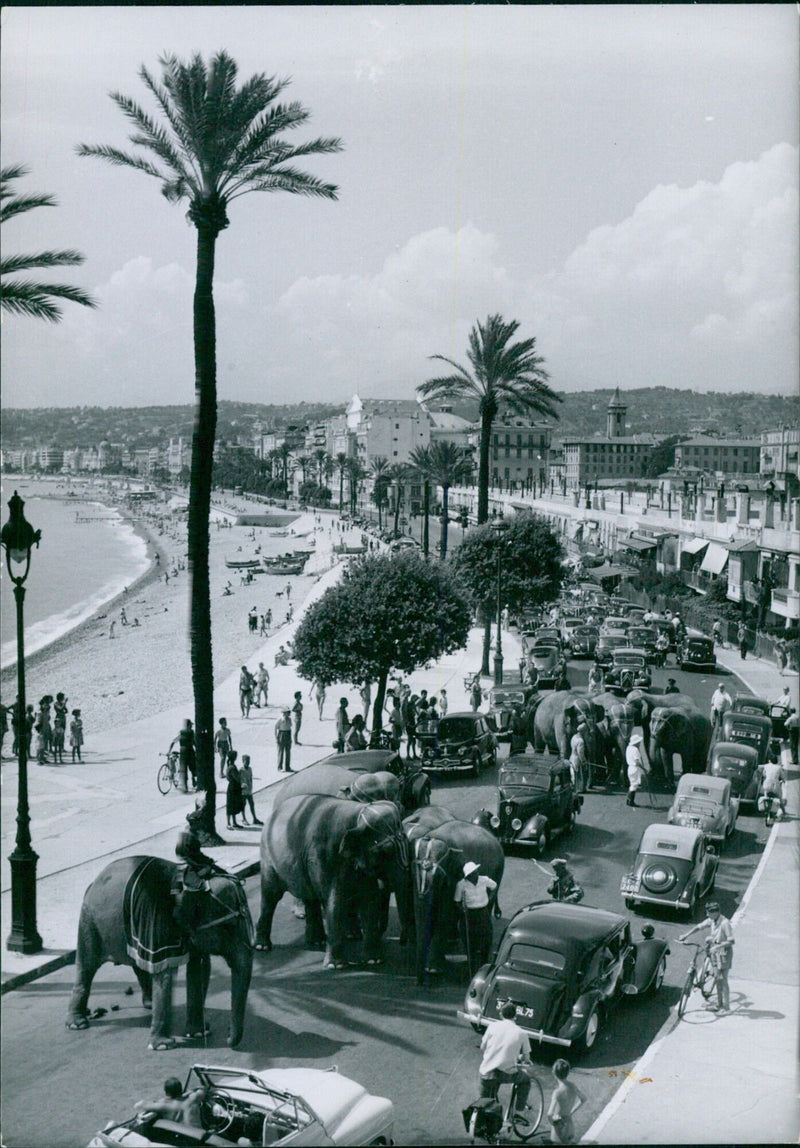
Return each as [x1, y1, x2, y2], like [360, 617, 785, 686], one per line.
[588, 563, 637, 582]
[700, 542, 729, 575]
[682, 537, 709, 555]
[622, 536, 657, 553]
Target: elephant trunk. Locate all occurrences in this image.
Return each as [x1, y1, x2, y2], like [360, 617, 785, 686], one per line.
[226, 945, 252, 1048]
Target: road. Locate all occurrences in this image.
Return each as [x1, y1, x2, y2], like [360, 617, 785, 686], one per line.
[1, 656, 769, 1147]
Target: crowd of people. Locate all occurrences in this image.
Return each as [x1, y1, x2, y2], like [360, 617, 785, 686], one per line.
[0, 693, 84, 765]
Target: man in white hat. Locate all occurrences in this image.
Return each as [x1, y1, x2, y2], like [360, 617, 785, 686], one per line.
[275, 707, 293, 772]
[625, 732, 647, 807]
[454, 861, 498, 973]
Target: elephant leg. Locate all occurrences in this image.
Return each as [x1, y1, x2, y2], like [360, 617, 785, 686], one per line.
[66, 912, 102, 1029]
[304, 900, 326, 950]
[226, 948, 252, 1049]
[360, 883, 385, 965]
[148, 968, 177, 1051]
[133, 965, 153, 1010]
[255, 865, 286, 952]
[322, 883, 349, 968]
[185, 951, 211, 1038]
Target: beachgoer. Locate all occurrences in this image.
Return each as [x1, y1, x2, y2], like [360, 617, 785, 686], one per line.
[109, 620, 116, 639]
[255, 663, 270, 708]
[214, 718, 233, 778]
[239, 665, 255, 718]
[70, 709, 84, 763]
[309, 678, 326, 720]
[360, 681, 372, 722]
[547, 1059, 586, 1145]
[239, 754, 262, 825]
[292, 691, 303, 745]
[225, 751, 245, 830]
[388, 697, 404, 752]
[276, 708, 293, 771]
[439, 688, 448, 717]
[52, 707, 66, 765]
[335, 698, 350, 754]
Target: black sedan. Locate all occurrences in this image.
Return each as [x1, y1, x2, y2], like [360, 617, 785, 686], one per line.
[679, 634, 716, 672]
[419, 712, 497, 777]
[603, 648, 652, 695]
[487, 685, 535, 741]
[569, 625, 599, 659]
[475, 755, 583, 856]
[461, 902, 669, 1054]
[594, 633, 630, 669]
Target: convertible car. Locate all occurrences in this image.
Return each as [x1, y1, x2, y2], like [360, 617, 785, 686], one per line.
[461, 902, 669, 1054]
[89, 1065, 394, 1147]
[475, 755, 583, 855]
[620, 824, 718, 914]
[667, 774, 739, 843]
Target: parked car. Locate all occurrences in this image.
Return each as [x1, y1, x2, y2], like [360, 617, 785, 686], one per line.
[604, 648, 652, 695]
[528, 644, 564, 689]
[487, 685, 534, 741]
[313, 748, 431, 812]
[89, 1064, 395, 1147]
[668, 774, 739, 843]
[708, 741, 761, 808]
[679, 634, 716, 672]
[620, 824, 718, 914]
[720, 710, 774, 765]
[476, 755, 583, 855]
[569, 625, 599, 659]
[419, 712, 496, 777]
[461, 902, 669, 1053]
[626, 625, 658, 663]
[731, 694, 770, 717]
[594, 633, 630, 669]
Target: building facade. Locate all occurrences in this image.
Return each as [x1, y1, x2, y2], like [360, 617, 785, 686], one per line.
[674, 436, 761, 475]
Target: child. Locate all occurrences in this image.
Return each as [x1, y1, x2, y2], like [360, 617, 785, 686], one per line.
[292, 691, 303, 745]
[547, 1059, 586, 1144]
[52, 709, 66, 764]
[239, 754, 262, 826]
[69, 709, 84, 763]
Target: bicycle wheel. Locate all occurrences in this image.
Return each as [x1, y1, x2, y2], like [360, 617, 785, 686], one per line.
[677, 967, 694, 1018]
[698, 956, 716, 1000]
[157, 762, 173, 794]
[510, 1074, 544, 1141]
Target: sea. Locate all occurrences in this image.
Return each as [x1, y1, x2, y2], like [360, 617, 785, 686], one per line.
[0, 482, 150, 668]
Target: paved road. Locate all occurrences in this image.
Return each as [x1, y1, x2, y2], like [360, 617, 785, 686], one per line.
[0, 656, 768, 1147]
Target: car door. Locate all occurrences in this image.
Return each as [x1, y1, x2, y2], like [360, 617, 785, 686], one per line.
[552, 767, 570, 826]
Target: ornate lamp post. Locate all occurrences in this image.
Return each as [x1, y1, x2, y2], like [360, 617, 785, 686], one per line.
[492, 520, 510, 686]
[2, 491, 43, 953]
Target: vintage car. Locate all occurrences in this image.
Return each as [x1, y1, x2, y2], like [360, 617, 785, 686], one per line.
[313, 748, 431, 812]
[603, 648, 652, 695]
[720, 710, 774, 765]
[731, 694, 770, 717]
[708, 740, 761, 807]
[560, 617, 584, 648]
[594, 633, 630, 669]
[475, 755, 583, 855]
[668, 773, 739, 843]
[625, 606, 647, 624]
[626, 625, 658, 663]
[569, 625, 599, 659]
[620, 824, 718, 914]
[528, 644, 565, 689]
[679, 634, 716, 672]
[532, 626, 563, 651]
[461, 902, 669, 1053]
[599, 615, 630, 637]
[487, 684, 535, 740]
[420, 712, 496, 776]
[89, 1064, 394, 1147]
[651, 617, 677, 651]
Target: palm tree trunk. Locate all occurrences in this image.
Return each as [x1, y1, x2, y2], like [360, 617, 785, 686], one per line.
[339, 470, 344, 511]
[189, 224, 222, 844]
[422, 479, 430, 557]
[481, 610, 492, 676]
[477, 410, 493, 525]
[440, 483, 450, 559]
[393, 487, 401, 536]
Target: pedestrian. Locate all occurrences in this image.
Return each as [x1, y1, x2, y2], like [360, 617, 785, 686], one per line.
[439, 688, 448, 717]
[52, 706, 66, 764]
[309, 678, 326, 720]
[70, 709, 84, 763]
[345, 713, 368, 752]
[665, 677, 680, 694]
[509, 703, 528, 756]
[569, 720, 589, 793]
[547, 1059, 586, 1145]
[260, 614, 268, 636]
[360, 681, 372, 723]
[776, 638, 788, 676]
[24, 704, 35, 756]
[587, 663, 603, 694]
[784, 709, 799, 765]
[470, 678, 483, 712]
[179, 718, 196, 791]
[276, 707, 294, 771]
[454, 861, 498, 973]
[248, 606, 258, 633]
[679, 901, 734, 1012]
[0, 701, 8, 758]
[712, 619, 723, 648]
[625, 732, 646, 806]
[292, 691, 303, 745]
[225, 751, 245, 830]
[265, 608, 272, 628]
[54, 691, 69, 730]
[335, 698, 350, 754]
[239, 665, 255, 718]
[737, 621, 748, 659]
[239, 754, 262, 825]
[286, 582, 292, 601]
[214, 718, 233, 778]
[405, 695, 419, 760]
[388, 697, 404, 752]
[255, 662, 270, 708]
[36, 697, 53, 763]
[710, 683, 732, 732]
[109, 620, 116, 640]
[655, 631, 669, 668]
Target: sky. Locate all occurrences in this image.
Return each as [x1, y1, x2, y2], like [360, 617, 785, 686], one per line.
[1, 4, 798, 409]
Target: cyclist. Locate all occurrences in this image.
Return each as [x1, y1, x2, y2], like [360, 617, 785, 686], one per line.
[478, 1001, 534, 1116]
[679, 901, 734, 1012]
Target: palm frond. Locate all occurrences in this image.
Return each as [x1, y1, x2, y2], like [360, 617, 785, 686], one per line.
[227, 169, 339, 201]
[1, 279, 96, 321]
[1, 250, 86, 275]
[76, 144, 164, 181]
[0, 191, 58, 224]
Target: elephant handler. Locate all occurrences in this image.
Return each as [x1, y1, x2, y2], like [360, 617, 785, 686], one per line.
[455, 861, 498, 975]
[625, 733, 648, 808]
[176, 797, 233, 892]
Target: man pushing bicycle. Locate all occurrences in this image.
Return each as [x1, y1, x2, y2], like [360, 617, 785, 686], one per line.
[679, 901, 734, 1013]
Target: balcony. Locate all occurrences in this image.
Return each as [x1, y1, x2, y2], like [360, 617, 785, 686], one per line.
[770, 587, 800, 620]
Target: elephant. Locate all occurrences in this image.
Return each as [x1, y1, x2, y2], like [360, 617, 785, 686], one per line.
[402, 809, 504, 984]
[66, 856, 253, 1051]
[532, 690, 607, 765]
[593, 692, 638, 785]
[273, 762, 402, 808]
[625, 689, 704, 773]
[255, 796, 411, 969]
[649, 705, 712, 787]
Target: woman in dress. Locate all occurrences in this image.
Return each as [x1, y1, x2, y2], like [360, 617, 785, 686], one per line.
[225, 750, 245, 830]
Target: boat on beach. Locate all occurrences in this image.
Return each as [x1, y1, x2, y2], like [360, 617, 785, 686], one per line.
[225, 557, 262, 570]
[262, 554, 306, 575]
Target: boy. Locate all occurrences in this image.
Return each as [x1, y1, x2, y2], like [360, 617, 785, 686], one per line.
[547, 1059, 586, 1144]
[292, 691, 303, 745]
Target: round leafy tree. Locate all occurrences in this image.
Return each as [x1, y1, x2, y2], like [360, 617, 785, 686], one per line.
[292, 550, 471, 732]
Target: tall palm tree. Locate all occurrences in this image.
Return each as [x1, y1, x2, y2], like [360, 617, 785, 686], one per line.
[1, 165, 96, 321]
[409, 444, 433, 556]
[313, 448, 328, 487]
[387, 462, 411, 538]
[296, 454, 312, 485]
[78, 52, 341, 841]
[369, 456, 391, 529]
[417, 314, 560, 526]
[334, 451, 349, 511]
[346, 457, 365, 516]
[428, 441, 471, 559]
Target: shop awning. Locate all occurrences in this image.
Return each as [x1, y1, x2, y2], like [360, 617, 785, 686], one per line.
[682, 537, 709, 555]
[588, 563, 637, 582]
[700, 542, 729, 575]
[622, 536, 657, 553]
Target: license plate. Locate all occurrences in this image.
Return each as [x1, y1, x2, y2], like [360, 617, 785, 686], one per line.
[515, 1005, 535, 1019]
[620, 875, 640, 894]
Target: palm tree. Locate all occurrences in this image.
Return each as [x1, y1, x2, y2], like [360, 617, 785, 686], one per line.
[78, 52, 341, 841]
[427, 441, 471, 559]
[369, 456, 391, 529]
[313, 448, 328, 488]
[1, 165, 96, 321]
[417, 314, 560, 526]
[388, 462, 411, 538]
[409, 444, 433, 556]
[334, 451, 349, 511]
[296, 455, 312, 485]
[346, 457, 365, 516]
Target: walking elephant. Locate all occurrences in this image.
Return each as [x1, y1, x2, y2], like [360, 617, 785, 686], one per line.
[594, 692, 638, 785]
[649, 705, 712, 786]
[273, 762, 402, 808]
[255, 796, 410, 968]
[66, 856, 253, 1051]
[402, 809, 504, 984]
[625, 689, 702, 762]
[532, 691, 606, 761]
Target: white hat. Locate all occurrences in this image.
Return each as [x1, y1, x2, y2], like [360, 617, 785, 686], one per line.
[630, 732, 643, 745]
[463, 861, 481, 877]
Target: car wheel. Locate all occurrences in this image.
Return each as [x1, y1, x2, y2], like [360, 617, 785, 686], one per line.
[578, 1005, 601, 1052]
[624, 897, 636, 911]
[651, 955, 667, 994]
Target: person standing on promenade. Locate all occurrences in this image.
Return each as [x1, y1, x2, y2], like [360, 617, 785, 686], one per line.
[52, 705, 66, 764]
[388, 696, 404, 752]
[239, 665, 255, 718]
[70, 709, 84, 763]
[547, 1059, 586, 1145]
[679, 901, 735, 1012]
[737, 620, 748, 659]
[239, 754, 262, 825]
[775, 637, 788, 676]
[292, 691, 304, 745]
[345, 713, 368, 752]
[248, 606, 258, 633]
[439, 688, 448, 717]
[276, 708, 294, 771]
[255, 663, 270, 709]
[225, 750, 245, 830]
[784, 709, 798, 764]
[360, 681, 372, 723]
[36, 696, 53, 763]
[54, 692, 68, 731]
[335, 698, 350, 754]
[309, 678, 326, 720]
[214, 718, 233, 778]
[179, 719, 196, 791]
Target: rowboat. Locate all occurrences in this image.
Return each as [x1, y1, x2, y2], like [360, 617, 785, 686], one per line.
[225, 557, 262, 570]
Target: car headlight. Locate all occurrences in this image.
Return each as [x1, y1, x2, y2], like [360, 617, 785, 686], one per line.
[511, 818, 522, 831]
[490, 815, 501, 828]
[458, 746, 468, 756]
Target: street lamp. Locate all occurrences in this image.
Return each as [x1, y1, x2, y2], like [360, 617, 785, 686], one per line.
[492, 520, 510, 686]
[2, 491, 43, 953]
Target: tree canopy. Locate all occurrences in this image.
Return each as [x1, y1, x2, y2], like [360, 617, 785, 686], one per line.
[450, 514, 564, 617]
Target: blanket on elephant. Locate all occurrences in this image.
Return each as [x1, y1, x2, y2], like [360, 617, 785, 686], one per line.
[123, 857, 188, 974]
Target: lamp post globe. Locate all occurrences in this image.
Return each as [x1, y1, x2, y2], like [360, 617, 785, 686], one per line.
[2, 491, 43, 954]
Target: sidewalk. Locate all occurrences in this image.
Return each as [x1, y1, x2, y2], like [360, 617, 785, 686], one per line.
[584, 646, 799, 1145]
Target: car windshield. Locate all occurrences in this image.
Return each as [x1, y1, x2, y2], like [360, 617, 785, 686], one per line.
[600, 636, 628, 649]
[492, 691, 525, 706]
[575, 627, 597, 637]
[501, 768, 550, 789]
[532, 645, 557, 657]
[614, 655, 645, 667]
[505, 942, 566, 979]
[438, 717, 477, 741]
[715, 754, 751, 772]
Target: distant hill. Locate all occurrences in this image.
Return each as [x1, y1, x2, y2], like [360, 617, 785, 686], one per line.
[1, 390, 796, 450]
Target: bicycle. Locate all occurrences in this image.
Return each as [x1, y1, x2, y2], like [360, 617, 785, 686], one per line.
[464, 1062, 544, 1144]
[677, 940, 717, 1017]
[157, 750, 180, 795]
